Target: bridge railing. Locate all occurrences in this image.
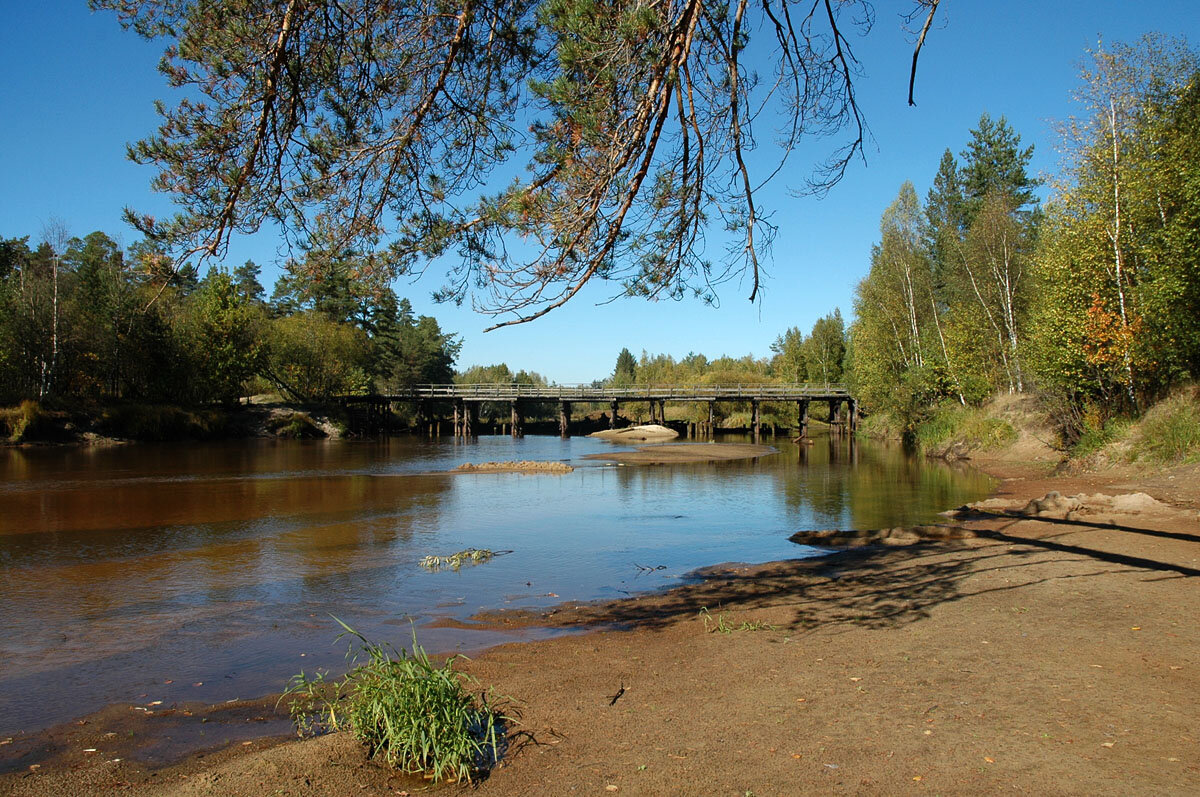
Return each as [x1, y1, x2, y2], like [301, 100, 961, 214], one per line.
[349, 383, 850, 402]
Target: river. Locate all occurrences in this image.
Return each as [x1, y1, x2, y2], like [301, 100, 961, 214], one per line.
[0, 434, 992, 737]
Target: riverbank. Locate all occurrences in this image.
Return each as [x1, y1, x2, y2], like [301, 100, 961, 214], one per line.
[2, 451, 1198, 795]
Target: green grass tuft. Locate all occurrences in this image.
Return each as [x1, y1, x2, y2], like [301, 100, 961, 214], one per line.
[282, 618, 507, 783]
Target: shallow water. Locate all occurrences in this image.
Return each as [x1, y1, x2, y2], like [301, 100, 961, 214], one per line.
[0, 434, 992, 736]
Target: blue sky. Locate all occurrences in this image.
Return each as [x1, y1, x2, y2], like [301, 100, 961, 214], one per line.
[2, 1, 1198, 383]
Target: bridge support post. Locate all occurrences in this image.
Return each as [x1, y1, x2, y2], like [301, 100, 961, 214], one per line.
[708, 401, 715, 437]
[751, 399, 760, 440]
[453, 400, 461, 439]
[828, 399, 841, 434]
[609, 401, 619, 429]
[463, 402, 475, 439]
[510, 401, 523, 438]
[560, 402, 571, 438]
[658, 400, 667, 425]
[848, 398, 858, 435]
[798, 399, 810, 439]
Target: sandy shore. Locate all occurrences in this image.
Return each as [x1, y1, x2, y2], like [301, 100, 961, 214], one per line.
[3, 456, 1199, 795]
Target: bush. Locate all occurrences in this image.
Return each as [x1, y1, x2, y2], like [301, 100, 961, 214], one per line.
[282, 619, 506, 783]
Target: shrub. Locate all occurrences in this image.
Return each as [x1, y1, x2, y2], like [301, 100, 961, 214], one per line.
[282, 619, 506, 783]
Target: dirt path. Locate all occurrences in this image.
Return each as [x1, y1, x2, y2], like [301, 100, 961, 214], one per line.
[3, 459, 1198, 796]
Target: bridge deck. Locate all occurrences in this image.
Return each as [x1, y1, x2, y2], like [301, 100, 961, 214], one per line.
[350, 383, 851, 403]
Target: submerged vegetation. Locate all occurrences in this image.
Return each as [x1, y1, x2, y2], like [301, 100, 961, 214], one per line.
[282, 619, 507, 783]
[419, 548, 502, 571]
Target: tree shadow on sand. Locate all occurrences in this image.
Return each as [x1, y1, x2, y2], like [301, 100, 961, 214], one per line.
[538, 520, 1197, 636]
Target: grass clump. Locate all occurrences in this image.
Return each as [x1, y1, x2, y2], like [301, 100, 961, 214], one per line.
[282, 618, 507, 783]
[699, 607, 777, 634]
[1130, 388, 1200, 463]
[914, 403, 1017, 452]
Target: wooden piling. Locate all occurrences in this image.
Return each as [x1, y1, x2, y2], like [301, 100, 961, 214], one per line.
[511, 401, 523, 438]
[798, 399, 810, 439]
[560, 401, 571, 438]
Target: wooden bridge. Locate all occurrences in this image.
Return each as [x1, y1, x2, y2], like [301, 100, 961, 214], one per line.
[344, 383, 855, 439]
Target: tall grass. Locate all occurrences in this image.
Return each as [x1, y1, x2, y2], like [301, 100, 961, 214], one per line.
[0, 400, 46, 442]
[1131, 388, 1200, 463]
[282, 618, 506, 783]
[914, 403, 1017, 452]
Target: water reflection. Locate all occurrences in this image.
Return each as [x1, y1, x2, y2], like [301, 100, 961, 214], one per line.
[0, 435, 991, 736]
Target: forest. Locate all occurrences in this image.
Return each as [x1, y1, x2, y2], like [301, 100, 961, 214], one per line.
[0, 234, 459, 407]
[2, 35, 1197, 450]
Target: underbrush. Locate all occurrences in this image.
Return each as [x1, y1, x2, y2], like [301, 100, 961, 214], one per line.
[267, 411, 326, 439]
[0, 400, 52, 442]
[854, 410, 904, 441]
[99, 403, 235, 441]
[282, 619, 507, 783]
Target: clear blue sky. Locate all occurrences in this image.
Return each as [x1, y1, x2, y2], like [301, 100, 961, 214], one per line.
[2, 1, 1197, 383]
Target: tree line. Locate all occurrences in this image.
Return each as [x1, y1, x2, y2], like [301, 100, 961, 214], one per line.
[847, 35, 1200, 440]
[0, 233, 460, 407]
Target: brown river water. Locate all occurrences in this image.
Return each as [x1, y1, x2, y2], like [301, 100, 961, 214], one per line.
[0, 434, 992, 742]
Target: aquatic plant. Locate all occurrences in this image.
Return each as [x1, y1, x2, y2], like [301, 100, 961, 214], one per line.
[419, 548, 500, 571]
[281, 618, 507, 783]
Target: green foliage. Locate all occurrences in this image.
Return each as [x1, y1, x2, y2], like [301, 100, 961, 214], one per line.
[613, 347, 637, 386]
[265, 313, 371, 401]
[1071, 415, 1131, 460]
[282, 620, 506, 783]
[1028, 36, 1200, 410]
[182, 270, 268, 404]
